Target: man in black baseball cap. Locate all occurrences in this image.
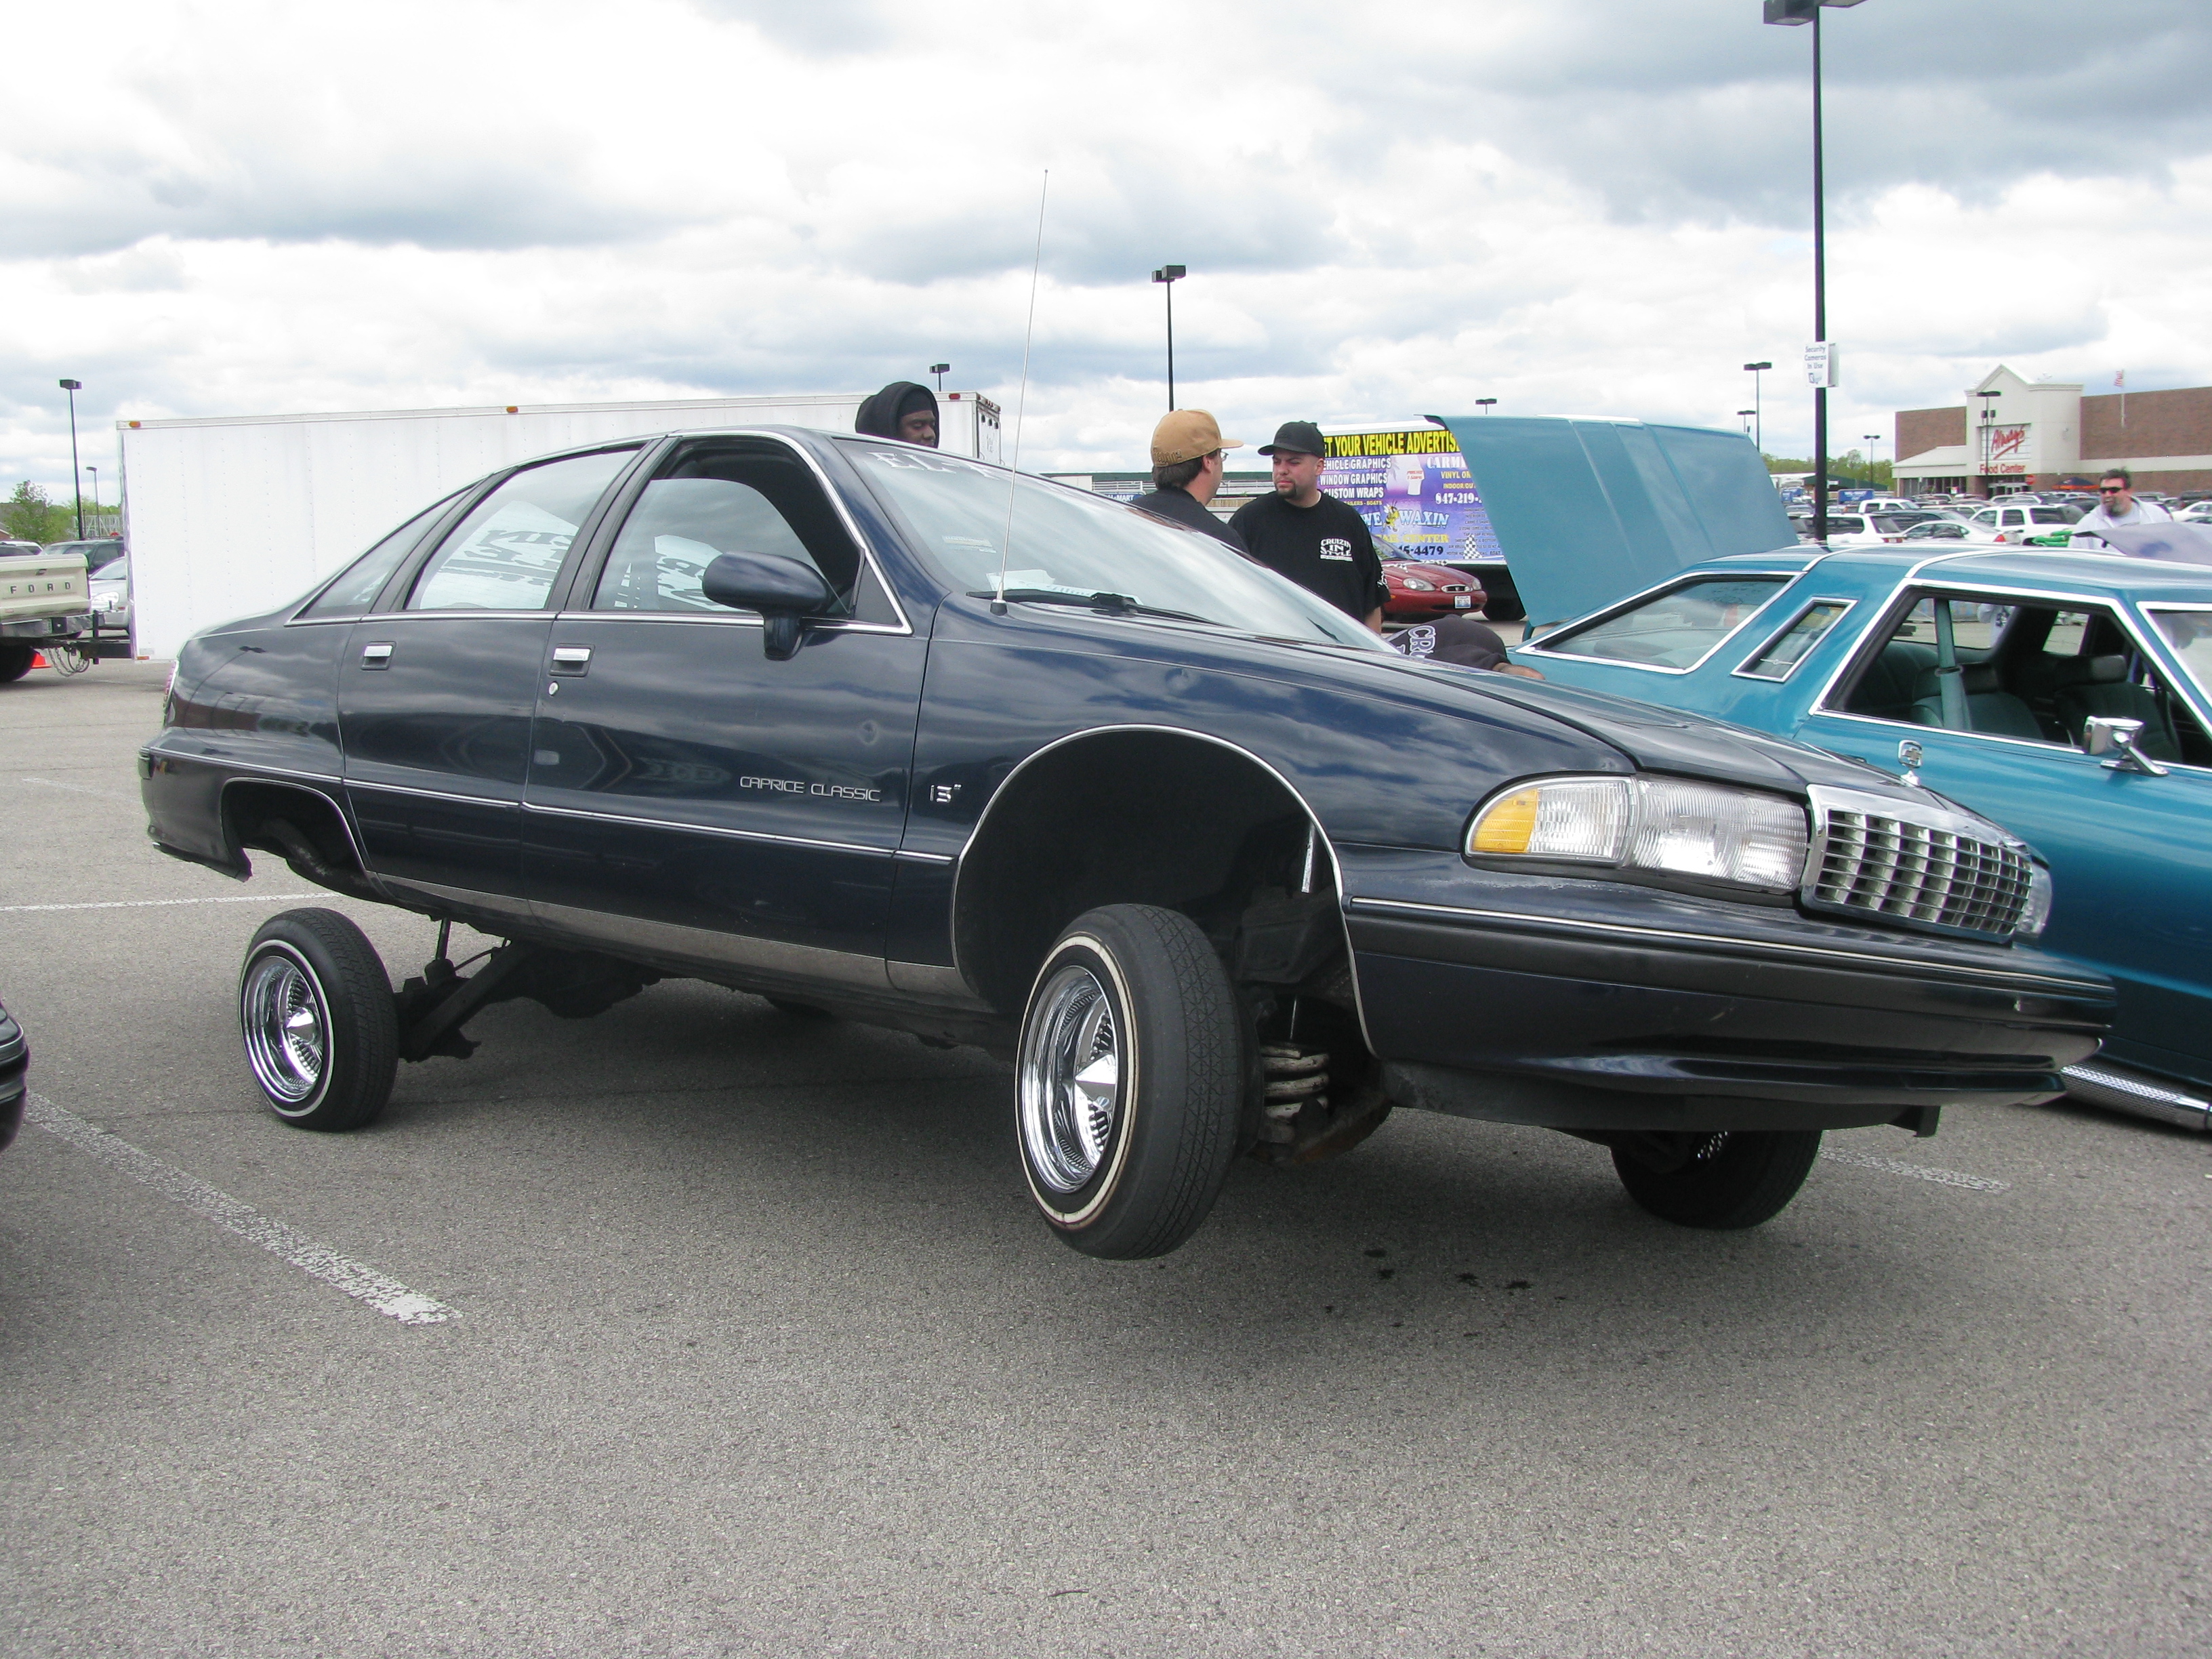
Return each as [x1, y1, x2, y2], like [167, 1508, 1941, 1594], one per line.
[1229, 421, 1386, 632]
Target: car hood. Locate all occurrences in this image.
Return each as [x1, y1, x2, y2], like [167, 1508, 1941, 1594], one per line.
[1435, 415, 1799, 628]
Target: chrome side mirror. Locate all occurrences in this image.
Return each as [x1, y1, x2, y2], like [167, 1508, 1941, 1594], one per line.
[2082, 716, 2169, 777]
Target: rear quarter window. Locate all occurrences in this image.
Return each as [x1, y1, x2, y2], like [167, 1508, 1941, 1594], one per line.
[1530, 575, 1792, 670]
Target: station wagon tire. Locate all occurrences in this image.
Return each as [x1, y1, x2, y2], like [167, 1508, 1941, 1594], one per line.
[239, 908, 398, 1132]
[1016, 905, 1244, 1261]
[1612, 1128, 1823, 1229]
[0, 644, 32, 682]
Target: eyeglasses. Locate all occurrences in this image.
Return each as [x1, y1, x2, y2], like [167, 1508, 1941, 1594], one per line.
[2100, 485, 2127, 493]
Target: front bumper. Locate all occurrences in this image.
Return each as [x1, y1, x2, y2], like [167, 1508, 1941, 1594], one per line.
[0, 1007, 26, 1153]
[1343, 855, 2112, 1131]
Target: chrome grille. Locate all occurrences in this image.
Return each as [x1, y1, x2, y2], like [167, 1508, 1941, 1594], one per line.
[1807, 805, 2032, 938]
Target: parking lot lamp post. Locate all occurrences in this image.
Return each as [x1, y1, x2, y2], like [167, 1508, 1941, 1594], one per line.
[1151, 266, 1185, 409]
[1475, 397, 1498, 414]
[930, 363, 950, 394]
[59, 379, 84, 537]
[1743, 361, 1772, 454]
[1739, 409, 1759, 437]
[1764, 0, 1865, 544]
[87, 465, 99, 525]
[1863, 432, 1882, 487]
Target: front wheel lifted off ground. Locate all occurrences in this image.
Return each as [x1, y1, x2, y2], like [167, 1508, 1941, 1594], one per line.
[1612, 1128, 1824, 1229]
[239, 907, 398, 1130]
[1015, 904, 1245, 1261]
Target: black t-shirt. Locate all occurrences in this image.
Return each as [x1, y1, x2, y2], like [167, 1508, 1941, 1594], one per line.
[1131, 487, 1246, 552]
[1228, 491, 1387, 621]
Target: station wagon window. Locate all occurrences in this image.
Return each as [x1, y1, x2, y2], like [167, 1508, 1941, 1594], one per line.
[300, 492, 461, 618]
[1530, 575, 1791, 670]
[593, 443, 869, 617]
[407, 448, 636, 612]
[2146, 609, 2212, 705]
[1835, 592, 2212, 766]
[1737, 598, 1852, 680]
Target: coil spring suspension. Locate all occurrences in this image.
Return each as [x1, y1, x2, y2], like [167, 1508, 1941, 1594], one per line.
[1258, 1042, 1329, 1143]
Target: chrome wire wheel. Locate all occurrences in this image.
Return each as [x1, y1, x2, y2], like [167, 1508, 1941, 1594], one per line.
[241, 948, 329, 1111]
[1019, 964, 1122, 1194]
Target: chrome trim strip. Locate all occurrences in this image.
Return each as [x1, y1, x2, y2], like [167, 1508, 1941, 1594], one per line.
[343, 777, 520, 811]
[527, 896, 893, 990]
[543, 609, 909, 636]
[2063, 1061, 2211, 1131]
[1519, 569, 1807, 675]
[893, 848, 955, 865]
[517, 798, 892, 858]
[1729, 596, 1858, 683]
[1343, 895, 2107, 996]
[887, 960, 989, 1007]
[157, 753, 344, 789]
[356, 609, 559, 622]
[948, 723, 1372, 1050]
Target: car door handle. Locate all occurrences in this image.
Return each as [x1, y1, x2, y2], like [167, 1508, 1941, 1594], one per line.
[550, 645, 592, 676]
[361, 642, 394, 669]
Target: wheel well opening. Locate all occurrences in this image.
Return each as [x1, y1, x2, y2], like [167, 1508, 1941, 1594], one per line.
[222, 783, 368, 893]
[954, 732, 1343, 1015]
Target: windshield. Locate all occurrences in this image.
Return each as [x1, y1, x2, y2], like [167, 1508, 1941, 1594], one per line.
[842, 444, 1385, 648]
[2146, 609, 2212, 701]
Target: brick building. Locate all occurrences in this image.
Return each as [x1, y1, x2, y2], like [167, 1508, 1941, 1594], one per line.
[1894, 365, 2212, 495]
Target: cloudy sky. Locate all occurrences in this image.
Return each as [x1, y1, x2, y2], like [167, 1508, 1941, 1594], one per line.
[4, 0, 2207, 500]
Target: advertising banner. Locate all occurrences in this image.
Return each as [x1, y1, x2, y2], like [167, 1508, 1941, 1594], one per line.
[1320, 427, 1503, 564]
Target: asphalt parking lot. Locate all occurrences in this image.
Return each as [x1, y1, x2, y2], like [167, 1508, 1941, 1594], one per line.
[3, 660, 2209, 1657]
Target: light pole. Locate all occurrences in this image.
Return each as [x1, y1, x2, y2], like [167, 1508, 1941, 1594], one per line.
[1862, 432, 1881, 488]
[1475, 397, 1498, 414]
[1742, 361, 1771, 455]
[930, 363, 950, 394]
[58, 379, 84, 538]
[1151, 265, 1185, 410]
[1764, 0, 1865, 544]
[1738, 409, 1759, 438]
[87, 465, 99, 527]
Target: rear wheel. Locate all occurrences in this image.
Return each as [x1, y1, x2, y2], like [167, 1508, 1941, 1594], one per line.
[0, 645, 32, 683]
[1016, 904, 1244, 1260]
[1612, 1129, 1822, 1229]
[239, 907, 398, 1130]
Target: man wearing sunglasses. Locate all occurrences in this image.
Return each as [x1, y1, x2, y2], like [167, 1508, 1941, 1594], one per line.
[2073, 468, 2171, 550]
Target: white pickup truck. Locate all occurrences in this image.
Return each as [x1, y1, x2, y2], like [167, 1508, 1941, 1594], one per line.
[0, 541, 91, 682]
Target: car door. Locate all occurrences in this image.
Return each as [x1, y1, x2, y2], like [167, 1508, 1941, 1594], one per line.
[339, 447, 640, 918]
[1800, 588, 2212, 1085]
[519, 436, 926, 987]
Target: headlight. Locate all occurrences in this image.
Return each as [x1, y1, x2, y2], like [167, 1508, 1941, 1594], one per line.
[1468, 775, 1809, 894]
[1399, 576, 1435, 591]
[2015, 861, 2053, 939]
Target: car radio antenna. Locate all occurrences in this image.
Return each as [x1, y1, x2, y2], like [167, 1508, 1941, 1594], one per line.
[994, 167, 1050, 615]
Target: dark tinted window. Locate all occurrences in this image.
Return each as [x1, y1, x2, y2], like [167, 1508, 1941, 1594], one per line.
[408, 449, 634, 611]
[301, 495, 459, 617]
[594, 443, 861, 613]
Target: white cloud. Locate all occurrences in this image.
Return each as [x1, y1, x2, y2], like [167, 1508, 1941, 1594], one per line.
[1, 0, 2209, 499]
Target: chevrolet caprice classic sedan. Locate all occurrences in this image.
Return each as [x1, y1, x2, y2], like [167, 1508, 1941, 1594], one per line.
[142, 428, 2112, 1258]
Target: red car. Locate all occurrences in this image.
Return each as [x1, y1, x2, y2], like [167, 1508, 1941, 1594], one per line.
[1381, 560, 1486, 620]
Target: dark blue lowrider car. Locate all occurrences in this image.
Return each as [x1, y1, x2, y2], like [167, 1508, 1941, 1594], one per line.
[141, 428, 2111, 1256]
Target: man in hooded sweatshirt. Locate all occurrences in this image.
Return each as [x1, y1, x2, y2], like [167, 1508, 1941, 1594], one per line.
[856, 382, 940, 447]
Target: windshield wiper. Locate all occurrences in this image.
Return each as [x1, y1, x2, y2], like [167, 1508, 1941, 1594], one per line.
[968, 588, 1217, 626]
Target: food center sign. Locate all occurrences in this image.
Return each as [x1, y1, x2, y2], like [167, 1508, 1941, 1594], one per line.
[1319, 426, 1503, 564]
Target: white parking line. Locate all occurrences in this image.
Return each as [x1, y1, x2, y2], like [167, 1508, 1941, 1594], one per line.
[21, 775, 140, 802]
[26, 1094, 457, 1326]
[1819, 1146, 2011, 1193]
[0, 893, 320, 914]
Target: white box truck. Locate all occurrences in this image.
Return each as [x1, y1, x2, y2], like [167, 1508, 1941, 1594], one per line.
[119, 390, 1002, 659]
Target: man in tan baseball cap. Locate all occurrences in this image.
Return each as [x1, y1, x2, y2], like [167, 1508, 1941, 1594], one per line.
[1130, 409, 1245, 550]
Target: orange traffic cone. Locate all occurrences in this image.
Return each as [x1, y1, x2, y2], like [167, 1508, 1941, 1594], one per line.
[30, 651, 47, 670]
